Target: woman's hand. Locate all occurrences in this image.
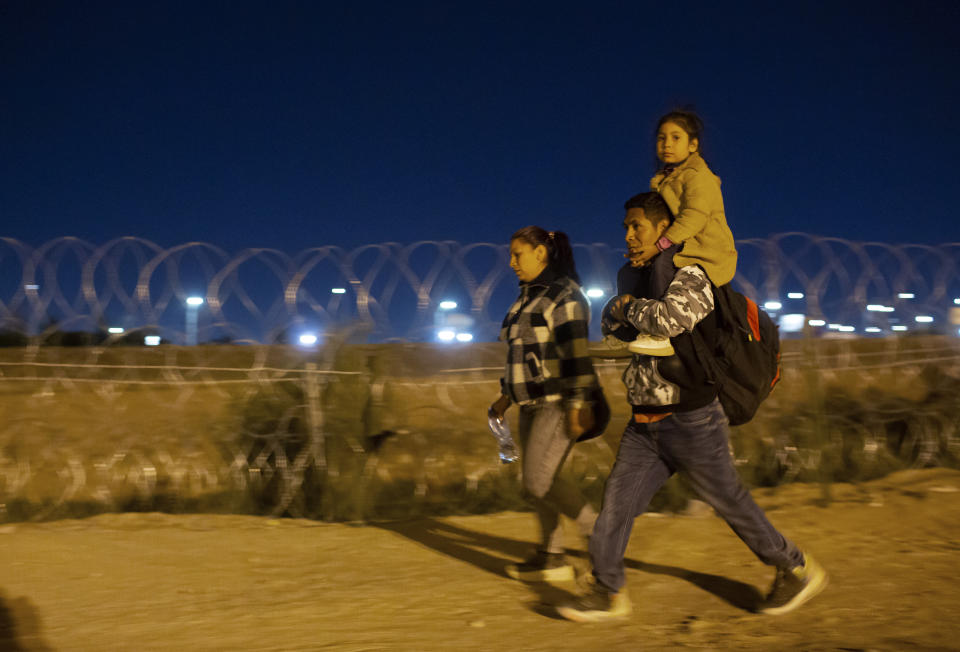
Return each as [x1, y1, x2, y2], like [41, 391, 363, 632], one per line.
[566, 406, 595, 440]
[489, 394, 511, 421]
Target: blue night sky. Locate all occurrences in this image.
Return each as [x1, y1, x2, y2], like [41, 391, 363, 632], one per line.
[2, 0, 959, 253]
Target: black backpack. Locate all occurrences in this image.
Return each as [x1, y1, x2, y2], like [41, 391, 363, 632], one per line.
[691, 284, 782, 426]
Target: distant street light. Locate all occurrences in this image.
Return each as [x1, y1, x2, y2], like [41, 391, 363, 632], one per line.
[585, 288, 604, 299]
[439, 300, 457, 310]
[186, 296, 204, 345]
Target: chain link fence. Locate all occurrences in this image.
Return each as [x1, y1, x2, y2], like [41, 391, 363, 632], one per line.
[0, 235, 958, 522]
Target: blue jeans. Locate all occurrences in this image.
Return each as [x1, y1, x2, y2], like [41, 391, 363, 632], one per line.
[590, 399, 803, 592]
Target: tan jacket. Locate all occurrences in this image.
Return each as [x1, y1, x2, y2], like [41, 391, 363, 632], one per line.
[650, 152, 737, 286]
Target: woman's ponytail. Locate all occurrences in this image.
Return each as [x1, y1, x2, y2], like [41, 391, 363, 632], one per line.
[547, 231, 580, 285]
[510, 226, 581, 285]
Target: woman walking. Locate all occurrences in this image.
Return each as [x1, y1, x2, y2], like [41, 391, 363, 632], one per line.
[490, 226, 604, 581]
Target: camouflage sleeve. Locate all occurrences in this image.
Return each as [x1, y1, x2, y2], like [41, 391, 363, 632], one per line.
[551, 291, 596, 410]
[624, 266, 714, 337]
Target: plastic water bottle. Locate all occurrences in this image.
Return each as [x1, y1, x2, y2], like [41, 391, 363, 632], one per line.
[487, 410, 519, 464]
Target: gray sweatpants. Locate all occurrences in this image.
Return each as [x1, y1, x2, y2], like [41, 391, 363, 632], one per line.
[517, 400, 597, 554]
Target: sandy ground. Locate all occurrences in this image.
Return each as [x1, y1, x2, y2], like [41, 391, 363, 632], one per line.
[2, 468, 959, 652]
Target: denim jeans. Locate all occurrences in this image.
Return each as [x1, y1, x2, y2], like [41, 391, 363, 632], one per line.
[590, 398, 803, 592]
[517, 400, 597, 554]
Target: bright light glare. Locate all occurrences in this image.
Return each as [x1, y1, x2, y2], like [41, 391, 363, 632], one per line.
[779, 314, 805, 333]
[455, 332, 474, 342]
[763, 301, 782, 311]
[144, 335, 161, 346]
[437, 329, 456, 341]
[186, 296, 204, 306]
[787, 292, 804, 299]
[331, 288, 346, 294]
[108, 327, 124, 334]
[954, 298, 960, 305]
[892, 325, 908, 331]
[838, 326, 856, 332]
[865, 327, 882, 333]
[439, 300, 458, 310]
[915, 315, 934, 323]
[298, 333, 318, 346]
[24, 284, 39, 291]
[807, 319, 826, 327]
[585, 288, 604, 299]
[898, 293, 915, 299]
[867, 304, 894, 312]
[828, 323, 842, 330]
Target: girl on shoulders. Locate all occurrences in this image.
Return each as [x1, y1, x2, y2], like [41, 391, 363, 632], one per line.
[635, 109, 737, 287]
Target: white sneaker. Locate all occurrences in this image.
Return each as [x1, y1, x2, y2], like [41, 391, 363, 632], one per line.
[627, 335, 675, 356]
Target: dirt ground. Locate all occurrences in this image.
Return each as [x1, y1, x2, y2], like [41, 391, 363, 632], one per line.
[2, 468, 959, 652]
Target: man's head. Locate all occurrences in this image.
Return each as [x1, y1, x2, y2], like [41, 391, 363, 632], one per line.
[622, 192, 672, 267]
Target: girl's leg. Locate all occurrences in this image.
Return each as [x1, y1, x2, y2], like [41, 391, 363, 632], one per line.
[518, 401, 595, 553]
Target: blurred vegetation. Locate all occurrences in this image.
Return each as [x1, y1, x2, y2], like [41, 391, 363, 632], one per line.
[0, 337, 958, 523]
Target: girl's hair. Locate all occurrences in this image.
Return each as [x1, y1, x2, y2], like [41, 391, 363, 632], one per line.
[510, 226, 580, 284]
[656, 109, 705, 153]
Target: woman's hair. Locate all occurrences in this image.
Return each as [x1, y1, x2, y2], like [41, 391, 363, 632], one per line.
[656, 109, 704, 153]
[510, 226, 580, 284]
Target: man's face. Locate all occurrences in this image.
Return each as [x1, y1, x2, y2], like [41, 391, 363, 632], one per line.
[624, 208, 667, 267]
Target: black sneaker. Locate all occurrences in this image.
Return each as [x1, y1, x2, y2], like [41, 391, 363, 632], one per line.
[505, 551, 574, 582]
[556, 584, 632, 623]
[759, 552, 828, 615]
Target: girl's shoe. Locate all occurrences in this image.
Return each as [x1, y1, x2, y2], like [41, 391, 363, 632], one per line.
[627, 334, 675, 356]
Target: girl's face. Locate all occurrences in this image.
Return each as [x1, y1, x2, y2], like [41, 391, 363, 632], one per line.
[509, 239, 548, 282]
[656, 121, 699, 165]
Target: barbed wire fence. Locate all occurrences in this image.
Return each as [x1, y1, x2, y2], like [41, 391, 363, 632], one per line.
[0, 234, 958, 522]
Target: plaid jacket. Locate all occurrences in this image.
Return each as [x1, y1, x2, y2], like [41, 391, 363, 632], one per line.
[499, 270, 597, 409]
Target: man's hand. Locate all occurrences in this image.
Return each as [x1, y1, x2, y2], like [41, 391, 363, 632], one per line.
[607, 294, 635, 325]
[627, 243, 659, 267]
[566, 406, 595, 439]
[489, 394, 511, 421]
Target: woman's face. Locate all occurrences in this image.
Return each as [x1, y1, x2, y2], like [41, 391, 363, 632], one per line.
[509, 239, 548, 282]
[656, 121, 699, 165]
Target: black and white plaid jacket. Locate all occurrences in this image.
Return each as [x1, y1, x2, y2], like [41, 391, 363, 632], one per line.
[499, 269, 597, 409]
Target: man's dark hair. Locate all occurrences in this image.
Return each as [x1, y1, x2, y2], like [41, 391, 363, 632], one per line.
[623, 192, 673, 229]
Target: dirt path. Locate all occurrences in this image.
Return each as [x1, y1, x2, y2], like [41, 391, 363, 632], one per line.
[2, 468, 959, 651]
